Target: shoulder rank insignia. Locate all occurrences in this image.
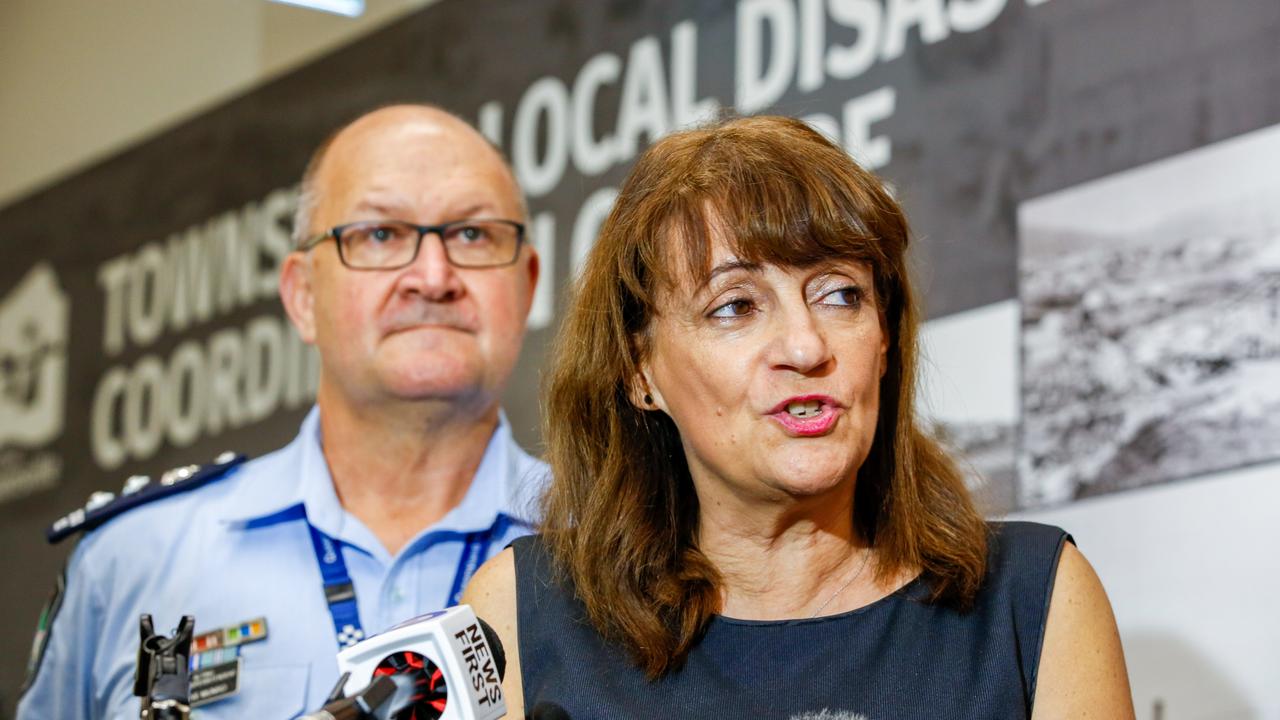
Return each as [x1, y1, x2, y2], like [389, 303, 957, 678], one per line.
[45, 452, 247, 544]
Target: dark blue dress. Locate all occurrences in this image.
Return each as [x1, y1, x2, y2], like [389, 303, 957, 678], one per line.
[513, 522, 1070, 719]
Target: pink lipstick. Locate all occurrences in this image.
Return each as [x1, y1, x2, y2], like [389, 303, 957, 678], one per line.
[766, 394, 842, 437]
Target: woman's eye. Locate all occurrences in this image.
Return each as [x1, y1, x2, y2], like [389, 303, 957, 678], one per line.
[710, 299, 753, 318]
[820, 286, 864, 307]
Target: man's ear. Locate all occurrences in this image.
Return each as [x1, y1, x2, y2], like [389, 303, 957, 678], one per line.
[279, 252, 317, 344]
[521, 245, 540, 316]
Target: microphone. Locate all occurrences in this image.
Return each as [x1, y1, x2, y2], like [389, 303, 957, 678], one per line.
[314, 605, 508, 720]
[298, 673, 415, 720]
[134, 614, 195, 720]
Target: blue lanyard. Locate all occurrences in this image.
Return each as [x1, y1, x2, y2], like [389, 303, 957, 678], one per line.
[445, 514, 512, 606]
[306, 516, 505, 649]
[307, 524, 366, 648]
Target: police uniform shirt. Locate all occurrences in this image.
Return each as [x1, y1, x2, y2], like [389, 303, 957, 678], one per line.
[17, 406, 547, 719]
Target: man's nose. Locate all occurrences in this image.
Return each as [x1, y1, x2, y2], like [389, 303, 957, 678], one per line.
[400, 232, 465, 300]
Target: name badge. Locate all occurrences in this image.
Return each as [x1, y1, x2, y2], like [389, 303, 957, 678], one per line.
[189, 658, 241, 707]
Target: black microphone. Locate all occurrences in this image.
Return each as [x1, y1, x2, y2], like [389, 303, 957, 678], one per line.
[476, 617, 507, 684]
[134, 614, 195, 720]
[298, 673, 415, 720]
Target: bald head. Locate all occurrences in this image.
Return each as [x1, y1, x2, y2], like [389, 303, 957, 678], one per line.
[293, 104, 525, 246]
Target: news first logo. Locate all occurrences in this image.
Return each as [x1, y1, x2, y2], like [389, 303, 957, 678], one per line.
[453, 623, 502, 708]
[0, 263, 69, 504]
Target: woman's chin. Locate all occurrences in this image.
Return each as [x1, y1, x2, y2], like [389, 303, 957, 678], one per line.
[763, 457, 860, 499]
[782, 478, 851, 500]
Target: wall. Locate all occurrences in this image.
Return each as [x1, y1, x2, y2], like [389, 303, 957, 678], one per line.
[0, 0, 436, 206]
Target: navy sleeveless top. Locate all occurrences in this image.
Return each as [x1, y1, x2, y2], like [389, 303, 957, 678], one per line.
[513, 521, 1070, 719]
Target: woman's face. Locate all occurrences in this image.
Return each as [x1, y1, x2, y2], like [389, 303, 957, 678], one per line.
[638, 234, 888, 508]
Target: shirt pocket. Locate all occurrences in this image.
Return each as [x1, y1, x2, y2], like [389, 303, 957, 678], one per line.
[190, 663, 310, 719]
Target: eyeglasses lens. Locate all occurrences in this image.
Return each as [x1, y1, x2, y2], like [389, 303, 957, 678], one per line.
[337, 220, 520, 269]
[339, 222, 418, 269]
[440, 221, 520, 267]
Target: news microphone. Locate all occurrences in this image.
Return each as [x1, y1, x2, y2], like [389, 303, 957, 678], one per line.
[328, 605, 508, 720]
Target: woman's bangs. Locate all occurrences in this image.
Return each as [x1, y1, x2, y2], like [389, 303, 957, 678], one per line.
[660, 169, 880, 290]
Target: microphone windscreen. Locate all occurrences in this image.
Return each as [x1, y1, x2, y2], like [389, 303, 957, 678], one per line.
[476, 617, 507, 681]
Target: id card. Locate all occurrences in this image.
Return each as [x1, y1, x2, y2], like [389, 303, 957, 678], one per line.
[189, 658, 241, 707]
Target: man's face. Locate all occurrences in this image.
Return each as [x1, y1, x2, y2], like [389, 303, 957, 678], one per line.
[283, 110, 537, 412]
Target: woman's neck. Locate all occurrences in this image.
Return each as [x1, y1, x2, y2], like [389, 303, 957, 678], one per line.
[697, 485, 887, 621]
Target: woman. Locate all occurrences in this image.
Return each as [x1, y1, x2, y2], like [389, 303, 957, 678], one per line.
[465, 116, 1133, 718]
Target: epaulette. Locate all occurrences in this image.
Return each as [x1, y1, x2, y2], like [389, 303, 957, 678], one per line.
[46, 452, 247, 544]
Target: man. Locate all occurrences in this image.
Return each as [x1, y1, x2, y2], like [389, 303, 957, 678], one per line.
[17, 105, 546, 718]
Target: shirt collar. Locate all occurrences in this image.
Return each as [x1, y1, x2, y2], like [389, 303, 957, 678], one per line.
[217, 406, 323, 527]
[220, 405, 544, 539]
[427, 412, 530, 534]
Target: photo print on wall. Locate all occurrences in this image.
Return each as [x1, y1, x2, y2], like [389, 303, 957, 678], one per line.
[1017, 124, 1280, 509]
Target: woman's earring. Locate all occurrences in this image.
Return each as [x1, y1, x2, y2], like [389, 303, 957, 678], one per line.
[643, 394, 653, 406]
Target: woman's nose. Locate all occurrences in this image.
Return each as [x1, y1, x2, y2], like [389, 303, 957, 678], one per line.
[768, 307, 832, 374]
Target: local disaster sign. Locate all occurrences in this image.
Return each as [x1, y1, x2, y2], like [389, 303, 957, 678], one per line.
[0, 0, 1064, 510]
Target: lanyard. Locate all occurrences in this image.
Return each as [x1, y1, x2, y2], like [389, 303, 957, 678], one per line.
[446, 514, 513, 606]
[306, 516, 506, 649]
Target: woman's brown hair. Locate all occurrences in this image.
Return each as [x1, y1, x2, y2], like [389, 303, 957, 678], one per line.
[540, 115, 988, 679]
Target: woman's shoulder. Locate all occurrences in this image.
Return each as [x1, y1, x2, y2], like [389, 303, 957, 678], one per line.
[504, 534, 582, 622]
[508, 533, 541, 555]
[988, 519, 1071, 543]
[463, 545, 517, 608]
[964, 523, 1068, 634]
[508, 533, 555, 580]
[977, 520, 1072, 606]
[985, 520, 1072, 570]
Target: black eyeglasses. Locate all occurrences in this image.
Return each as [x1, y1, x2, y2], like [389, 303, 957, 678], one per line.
[298, 219, 525, 270]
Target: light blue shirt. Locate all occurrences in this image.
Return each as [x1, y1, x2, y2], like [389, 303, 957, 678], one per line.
[17, 407, 547, 719]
